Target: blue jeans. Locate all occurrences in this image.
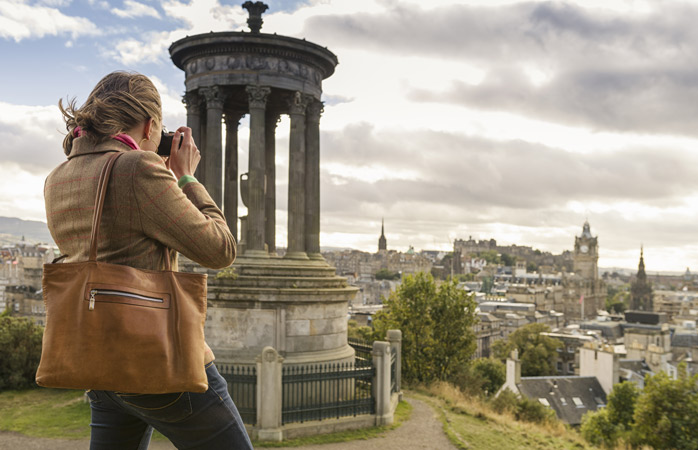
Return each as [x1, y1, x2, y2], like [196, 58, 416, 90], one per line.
[86, 362, 254, 450]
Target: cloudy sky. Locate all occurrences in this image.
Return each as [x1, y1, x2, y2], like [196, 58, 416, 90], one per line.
[2, 0, 698, 271]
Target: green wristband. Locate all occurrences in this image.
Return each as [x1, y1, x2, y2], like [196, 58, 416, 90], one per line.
[178, 175, 198, 189]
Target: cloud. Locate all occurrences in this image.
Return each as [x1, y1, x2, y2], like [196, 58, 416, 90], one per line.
[320, 123, 698, 209]
[111, 0, 161, 19]
[0, 0, 99, 42]
[303, 1, 698, 137]
[0, 102, 66, 173]
[105, 0, 247, 65]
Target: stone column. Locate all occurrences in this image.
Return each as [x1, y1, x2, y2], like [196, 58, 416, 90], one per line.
[285, 92, 310, 260]
[200, 86, 224, 206]
[304, 98, 323, 260]
[256, 347, 283, 442]
[387, 329, 402, 401]
[183, 91, 203, 182]
[245, 85, 271, 257]
[265, 111, 280, 255]
[372, 341, 393, 426]
[224, 112, 242, 242]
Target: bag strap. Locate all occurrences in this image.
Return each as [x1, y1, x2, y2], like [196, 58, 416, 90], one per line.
[87, 151, 171, 271]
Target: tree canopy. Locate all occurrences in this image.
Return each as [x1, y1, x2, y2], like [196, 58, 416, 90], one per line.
[492, 323, 562, 376]
[372, 272, 477, 383]
[0, 313, 43, 391]
[581, 366, 698, 450]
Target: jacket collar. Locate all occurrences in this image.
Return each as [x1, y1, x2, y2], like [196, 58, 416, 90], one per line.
[67, 136, 134, 159]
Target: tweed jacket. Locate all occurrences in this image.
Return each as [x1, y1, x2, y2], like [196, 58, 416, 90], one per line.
[45, 136, 236, 363]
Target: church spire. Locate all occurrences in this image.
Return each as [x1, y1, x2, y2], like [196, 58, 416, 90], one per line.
[638, 246, 646, 281]
[630, 246, 652, 311]
[378, 218, 387, 252]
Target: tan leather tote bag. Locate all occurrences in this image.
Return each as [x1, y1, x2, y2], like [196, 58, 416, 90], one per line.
[36, 151, 209, 394]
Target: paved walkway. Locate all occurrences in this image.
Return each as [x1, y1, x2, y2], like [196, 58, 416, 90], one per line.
[0, 397, 456, 450]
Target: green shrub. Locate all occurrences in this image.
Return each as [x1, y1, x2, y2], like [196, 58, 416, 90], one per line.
[0, 314, 43, 391]
[515, 395, 555, 424]
[490, 388, 518, 415]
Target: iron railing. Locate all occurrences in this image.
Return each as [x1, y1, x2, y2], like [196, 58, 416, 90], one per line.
[281, 362, 375, 424]
[348, 337, 373, 367]
[217, 363, 257, 425]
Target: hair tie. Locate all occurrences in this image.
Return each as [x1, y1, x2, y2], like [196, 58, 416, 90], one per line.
[73, 126, 85, 138]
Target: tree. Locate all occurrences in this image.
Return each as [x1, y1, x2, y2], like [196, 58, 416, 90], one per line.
[470, 358, 505, 396]
[372, 273, 477, 383]
[580, 408, 619, 449]
[0, 313, 43, 391]
[477, 250, 500, 265]
[347, 319, 373, 341]
[375, 268, 401, 281]
[501, 253, 516, 267]
[633, 366, 698, 450]
[580, 381, 639, 449]
[492, 323, 562, 376]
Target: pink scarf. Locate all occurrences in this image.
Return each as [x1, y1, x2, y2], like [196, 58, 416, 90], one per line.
[73, 126, 140, 150]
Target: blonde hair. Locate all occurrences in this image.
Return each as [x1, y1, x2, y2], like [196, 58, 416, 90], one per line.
[59, 71, 162, 155]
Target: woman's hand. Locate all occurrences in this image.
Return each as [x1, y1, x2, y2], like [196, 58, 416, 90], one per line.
[167, 126, 201, 180]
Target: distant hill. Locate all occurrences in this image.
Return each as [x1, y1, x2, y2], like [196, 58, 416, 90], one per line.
[0, 217, 53, 244]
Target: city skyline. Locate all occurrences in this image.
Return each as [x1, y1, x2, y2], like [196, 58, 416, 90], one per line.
[2, 0, 698, 271]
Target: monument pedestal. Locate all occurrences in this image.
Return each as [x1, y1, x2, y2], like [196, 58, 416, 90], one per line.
[181, 255, 358, 366]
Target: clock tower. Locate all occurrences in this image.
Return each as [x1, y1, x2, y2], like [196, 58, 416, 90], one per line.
[573, 220, 598, 281]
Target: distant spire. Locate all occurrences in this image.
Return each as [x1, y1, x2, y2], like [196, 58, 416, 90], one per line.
[582, 220, 592, 238]
[638, 246, 646, 279]
[378, 218, 387, 252]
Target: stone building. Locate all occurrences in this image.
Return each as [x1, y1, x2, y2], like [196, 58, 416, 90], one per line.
[0, 243, 57, 321]
[562, 221, 606, 321]
[474, 312, 503, 358]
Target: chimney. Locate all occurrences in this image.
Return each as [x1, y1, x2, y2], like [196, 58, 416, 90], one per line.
[506, 349, 521, 387]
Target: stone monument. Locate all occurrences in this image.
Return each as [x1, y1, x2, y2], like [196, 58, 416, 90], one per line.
[169, 2, 357, 367]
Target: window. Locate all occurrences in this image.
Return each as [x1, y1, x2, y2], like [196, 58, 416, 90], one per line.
[560, 398, 567, 406]
[568, 362, 575, 373]
[538, 398, 550, 406]
[572, 397, 584, 408]
[557, 361, 563, 371]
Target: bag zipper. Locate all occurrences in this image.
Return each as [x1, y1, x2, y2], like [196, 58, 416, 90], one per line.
[89, 289, 164, 311]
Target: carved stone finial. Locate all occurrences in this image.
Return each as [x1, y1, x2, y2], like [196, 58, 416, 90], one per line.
[242, 1, 268, 33]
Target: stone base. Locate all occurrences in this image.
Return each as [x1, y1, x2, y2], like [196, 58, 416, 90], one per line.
[180, 254, 359, 367]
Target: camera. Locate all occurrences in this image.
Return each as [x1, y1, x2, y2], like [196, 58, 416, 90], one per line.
[157, 129, 183, 156]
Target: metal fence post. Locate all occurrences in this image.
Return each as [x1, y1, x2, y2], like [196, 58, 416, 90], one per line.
[256, 346, 284, 441]
[387, 329, 402, 401]
[372, 341, 393, 426]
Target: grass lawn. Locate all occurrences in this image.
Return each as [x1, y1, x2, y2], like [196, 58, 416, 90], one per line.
[0, 388, 91, 439]
[411, 388, 597, 450]
[0, 388, 168, 441]
[0, 388, 412, 447]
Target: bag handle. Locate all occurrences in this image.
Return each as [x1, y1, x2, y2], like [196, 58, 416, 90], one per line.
[88, 152, 171, 271]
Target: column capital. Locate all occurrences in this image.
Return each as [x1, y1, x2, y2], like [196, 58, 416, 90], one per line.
[182, 91, 201, 111]
[286, 91, 310, 116]
[306, 98, 324, 123]
[246, 85, 271, 109]
[224, 111, 244, 126]
[200, 85, 224, 110]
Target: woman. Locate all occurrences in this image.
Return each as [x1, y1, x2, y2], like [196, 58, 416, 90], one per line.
[44, 71, 253, 450]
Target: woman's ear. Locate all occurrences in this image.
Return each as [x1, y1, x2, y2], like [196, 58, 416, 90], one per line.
[143, 118, 155, 140]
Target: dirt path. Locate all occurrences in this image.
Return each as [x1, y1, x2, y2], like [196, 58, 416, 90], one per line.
[280, 397, 458, 450]
[0, 396, 455, 450]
